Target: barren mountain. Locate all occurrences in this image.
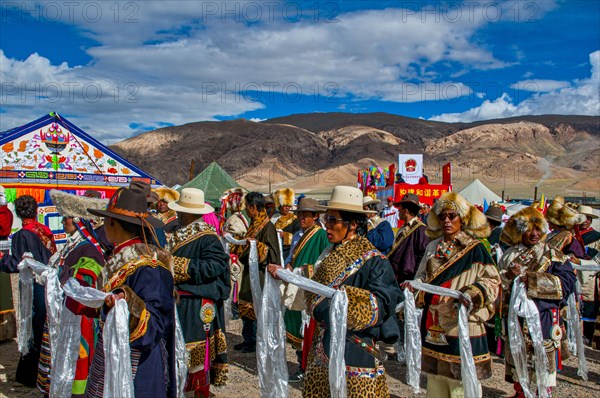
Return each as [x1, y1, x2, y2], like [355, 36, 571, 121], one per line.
[110, 113, 599, 198]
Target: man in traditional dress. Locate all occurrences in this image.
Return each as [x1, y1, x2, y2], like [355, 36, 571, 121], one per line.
[154, 186, 180, 233]
[576, 205, 600, 345]
[265, 194, 277, 219]
[485, 205, 505, 247]
[404, 192, 500, 398]
[130, 181, 167, 248]
[167, 188, 231, 397]
[86, 188, 176, 397]
[0, 195, 57, 387]
[388, 193, 429, 283]
[0, 185, 16, 342]
[545, 197, 587, 260]
[233, 192, 280, 353]
[281, 197, 330, 382]
[270, 188, 300, 260]
[578, 205, 599, 257]
[37, 190, 107, 397]
[363, 196, 394, 254]
[221, 188, 249, 241]
[499, 206, 576, 398]
[220, 187, 248, 319]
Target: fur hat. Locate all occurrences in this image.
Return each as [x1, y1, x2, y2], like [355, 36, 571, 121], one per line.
[221, 187, 247, 211]
[273, 188, 295, 208]
[427, 192, 490, 239]
[546, 196, 586, 228]
[153, 187, 180, 203]
[500, 206, 549, 246]
[50, 189, 108, 223]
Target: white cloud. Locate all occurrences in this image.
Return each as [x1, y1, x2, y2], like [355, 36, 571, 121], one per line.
[509, 79, 571, 92]
[0, 1, 577, 140]
[431, 51, 600, 122]
[249, 117, 266, 122]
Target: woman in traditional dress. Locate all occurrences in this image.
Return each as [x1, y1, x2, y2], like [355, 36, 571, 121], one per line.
[0, 195, 57, 387]
[37, 190, 107, 397]
[499, 206, 576, 398]
[269, 186, 402, 397]
[85, 187, 176, 398]
[402, 192, 500, 398]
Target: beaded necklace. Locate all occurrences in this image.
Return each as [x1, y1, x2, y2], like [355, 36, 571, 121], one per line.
[435, 239, 455, 259]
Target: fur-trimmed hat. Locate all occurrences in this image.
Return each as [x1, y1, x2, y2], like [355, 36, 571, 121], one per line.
[273, 188, 295, 208]
[546, 196, 586, 228]
[427, 192, 490, 239]
[153, 187, 180, 203]
[221, 187, 247, 211]
[500, 206, 549, 246]
[50, 189, 108, 223]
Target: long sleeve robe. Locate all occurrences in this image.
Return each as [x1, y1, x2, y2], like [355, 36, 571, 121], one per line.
[85, 243, 176, 398]
[0, 228, 53, 387]
[303, 236, 402, 397]
[169, 221, 231, 386]
[499, 242, 576, 382]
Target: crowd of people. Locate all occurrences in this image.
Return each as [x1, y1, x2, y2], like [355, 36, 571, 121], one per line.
[0, 182, 599, 398]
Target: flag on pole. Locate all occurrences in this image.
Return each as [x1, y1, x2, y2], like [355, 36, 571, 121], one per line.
[538, 193, 547, 214]
[442, 162, 452, 185]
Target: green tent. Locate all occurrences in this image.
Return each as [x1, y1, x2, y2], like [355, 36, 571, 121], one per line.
[181, 161, 242, 207]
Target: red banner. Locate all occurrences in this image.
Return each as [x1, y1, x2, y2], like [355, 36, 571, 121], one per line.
[393, 183, 452, 205]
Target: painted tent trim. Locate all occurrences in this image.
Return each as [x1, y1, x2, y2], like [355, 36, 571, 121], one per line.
[0, 112, 161, 188]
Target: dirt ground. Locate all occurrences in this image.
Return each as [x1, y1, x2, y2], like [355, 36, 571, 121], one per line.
[2, 274, 600, 398]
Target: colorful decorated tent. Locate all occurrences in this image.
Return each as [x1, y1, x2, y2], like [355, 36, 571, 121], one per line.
[181, 161, 242, 207]
[0, 112, 161, 203]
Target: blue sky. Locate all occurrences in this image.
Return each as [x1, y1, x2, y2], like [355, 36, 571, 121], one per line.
[1, 0, 598, 142]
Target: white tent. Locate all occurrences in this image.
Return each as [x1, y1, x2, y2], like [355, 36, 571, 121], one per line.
[458, 179, 502, 205]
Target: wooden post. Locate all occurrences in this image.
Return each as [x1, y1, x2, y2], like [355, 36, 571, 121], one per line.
[189, 159, 195, 182]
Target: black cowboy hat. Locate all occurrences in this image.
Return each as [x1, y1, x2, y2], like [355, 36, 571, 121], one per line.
[88, 187, 164, 228]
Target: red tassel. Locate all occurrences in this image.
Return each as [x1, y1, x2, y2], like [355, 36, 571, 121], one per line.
[556, 348, 563, 371]
[301, 319, 316, 370]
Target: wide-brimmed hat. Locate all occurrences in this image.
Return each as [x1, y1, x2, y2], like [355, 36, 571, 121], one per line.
[318, 186, 376, 214]
[130, 180, 158, 203]
[396, 193, 420, 206]
[578, 205, 598, 220]
[293, 197, 323, 213]
[485, 206, 504, 223]
[363, 196, 381, 207]
[50, 189, 108, 223]
[88, 188, 164, 228]
[168, 188, 215, 215]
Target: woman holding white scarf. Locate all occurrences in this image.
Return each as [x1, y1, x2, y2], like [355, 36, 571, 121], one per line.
[269, 186, 402, 397]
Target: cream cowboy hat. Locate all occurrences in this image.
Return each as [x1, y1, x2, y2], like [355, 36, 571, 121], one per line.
[363, 196, 381, 207]
[578, 205, 599, 219]
[318, 186, 376, 214]
[168, 188, 215, 215]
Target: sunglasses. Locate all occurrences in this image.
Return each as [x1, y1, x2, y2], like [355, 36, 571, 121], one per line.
[324, 216, 345, 226]
[439, 212, 458, 221]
